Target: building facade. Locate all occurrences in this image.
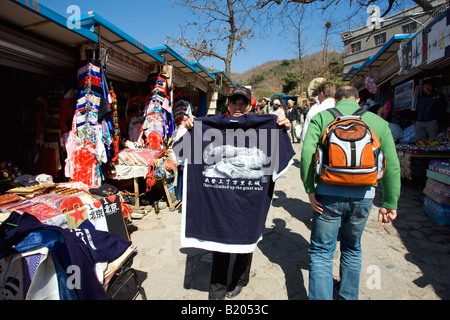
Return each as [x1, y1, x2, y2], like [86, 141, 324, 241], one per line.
[340, 0, 447, 74]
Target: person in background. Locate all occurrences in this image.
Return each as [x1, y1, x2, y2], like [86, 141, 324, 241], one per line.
[300, 82, 336, 142]
[250, 97, 257, 114]
[258, 98, 270, 114]
[414, 79, 448, 141]
[286, 99, 301, 143]
[270, 99, 285, 117]
[300, 85, 400, 300]
[301, 102, 310, 123]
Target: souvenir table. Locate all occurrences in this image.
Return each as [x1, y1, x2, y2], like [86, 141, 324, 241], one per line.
[396, 143, 450, 225]
[1, 182, 129, 240]
[396, 142, 450, 181]
[108, 148, 176, 207]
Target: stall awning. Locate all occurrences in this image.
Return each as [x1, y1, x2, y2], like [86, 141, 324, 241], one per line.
[189, 61, 216, 83]
[367, 34, 411, 69]
[352, 34, 411, 78]
[151, 45, 197, 74]
[0, 0, 98, 75]
[77, 12, 164, 83]
[210, 70, 235, 88]
[341, 65, 360, 81]
[1, 0, 98, 46]
[78, 12, 163, 65]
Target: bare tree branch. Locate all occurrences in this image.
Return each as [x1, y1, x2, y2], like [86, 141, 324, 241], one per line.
[257, 0, 436, 16]
[168, 0, 259, 74]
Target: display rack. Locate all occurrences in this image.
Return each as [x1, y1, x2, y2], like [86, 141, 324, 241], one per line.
[423, 160, 450, 225]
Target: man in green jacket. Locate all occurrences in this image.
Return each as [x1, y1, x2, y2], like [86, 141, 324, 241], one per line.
[300, 86, 400, 300]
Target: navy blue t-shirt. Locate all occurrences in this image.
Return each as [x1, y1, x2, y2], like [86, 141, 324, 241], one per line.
[174, 114, 295, 253]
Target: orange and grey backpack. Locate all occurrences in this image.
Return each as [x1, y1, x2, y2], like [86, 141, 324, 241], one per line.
[314, 108, 385, 186]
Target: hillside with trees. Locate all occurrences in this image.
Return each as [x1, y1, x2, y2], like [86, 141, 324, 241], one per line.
[230, 50, 346, 100]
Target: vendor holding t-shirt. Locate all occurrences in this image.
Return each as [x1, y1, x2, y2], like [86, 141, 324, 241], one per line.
[183, 86, 291, 300]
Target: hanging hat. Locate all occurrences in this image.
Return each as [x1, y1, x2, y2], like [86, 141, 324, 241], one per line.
[89, 183, 119, 197]
[15, 174, 39, 187]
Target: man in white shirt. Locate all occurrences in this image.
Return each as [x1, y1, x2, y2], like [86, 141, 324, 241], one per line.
[300, 82, 336, 142]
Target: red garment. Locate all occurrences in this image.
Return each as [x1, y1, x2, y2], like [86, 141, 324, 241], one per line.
[120, 200, 132, 218]
[60, 98, 74, 134]
[36, 147, 57, 178]
[146, 131, 163, 149]
[72, 142, 98, 186]
[79, 75, 101, 87]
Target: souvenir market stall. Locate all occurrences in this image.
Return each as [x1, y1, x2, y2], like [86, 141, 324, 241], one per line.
[0, 175, 147, 299]
[396, 133, 450, 181]
[341, 7, 450, 229]
[395, 131, 450, 225]
[107, 52, 215, 210]
[106, 68, 180, 209]
[0, 56, 148, 297]
[0, 1, 158, 300]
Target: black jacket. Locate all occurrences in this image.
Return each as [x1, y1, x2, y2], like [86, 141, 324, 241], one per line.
[287, 106, 300, 121]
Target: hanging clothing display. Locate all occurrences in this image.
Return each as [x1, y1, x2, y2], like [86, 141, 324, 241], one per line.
[109, 88, 120, 162]
[64, 61, 114, 187]
[173, 93, 192, 127]
[141, 73, 174, 149]
[172, 92, 193, 142]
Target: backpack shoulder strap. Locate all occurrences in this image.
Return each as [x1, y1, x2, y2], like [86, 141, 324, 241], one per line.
[327, 108, 342, 118]
[352, 108, 367, 117]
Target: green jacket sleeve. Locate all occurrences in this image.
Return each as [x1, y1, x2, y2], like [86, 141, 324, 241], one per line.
[378, 122, 401, 209]
[300, 114, 323, 193]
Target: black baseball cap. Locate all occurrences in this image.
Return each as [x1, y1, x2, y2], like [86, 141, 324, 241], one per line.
[230, 85, 252, 101]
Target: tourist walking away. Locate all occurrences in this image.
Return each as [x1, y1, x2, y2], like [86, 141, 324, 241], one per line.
[414, 79, 448, 140]
[300, 85, 401, 300]
[301, 82, 336, 142]
[301, 102, 310, 123]
[270, 99, 285, 117]
[177, 86, 294, 300]
[287, 99, 301, 143]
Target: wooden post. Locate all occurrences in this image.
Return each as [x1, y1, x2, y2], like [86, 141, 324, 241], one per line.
[134, 177, 140, 207]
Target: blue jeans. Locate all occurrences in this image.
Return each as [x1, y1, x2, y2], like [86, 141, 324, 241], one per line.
[308, 195, 373, 300]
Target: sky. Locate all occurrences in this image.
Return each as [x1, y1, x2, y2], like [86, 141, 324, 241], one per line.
[40, 0, 417, 74]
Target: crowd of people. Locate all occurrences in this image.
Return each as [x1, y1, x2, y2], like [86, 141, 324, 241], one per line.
[247, 96, 310, 143]
[251, 96, 310, 121]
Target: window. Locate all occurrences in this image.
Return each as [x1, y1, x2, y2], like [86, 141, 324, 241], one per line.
[402, 22, 417, 34]
[374, 33, 386, 46]
[350, 41, 361, 54]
